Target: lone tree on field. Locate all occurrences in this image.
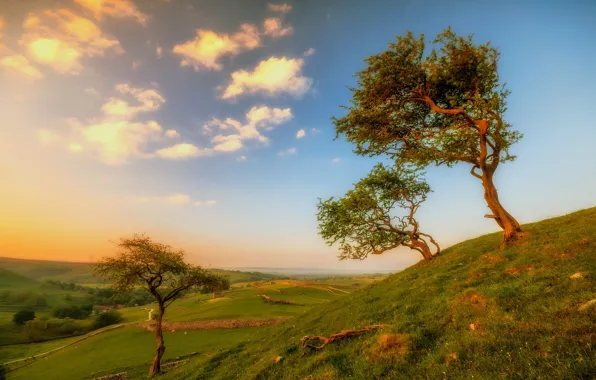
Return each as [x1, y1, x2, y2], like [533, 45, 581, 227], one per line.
[333, 28, 523, 244]
[93, 234, 228, 376]
[317, 164, 440, 262]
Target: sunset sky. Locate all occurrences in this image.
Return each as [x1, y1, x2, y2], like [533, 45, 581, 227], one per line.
[0, 0, 595, 272]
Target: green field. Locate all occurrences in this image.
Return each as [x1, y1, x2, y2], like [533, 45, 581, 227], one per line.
[1, 278, 378, 379]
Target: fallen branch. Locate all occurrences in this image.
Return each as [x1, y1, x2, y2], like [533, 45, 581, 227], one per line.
[301, 324, 390, 350]
[258, 294, 305, 306]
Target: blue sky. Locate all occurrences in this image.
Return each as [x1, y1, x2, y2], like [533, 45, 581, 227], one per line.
[0, 0, 594, 271]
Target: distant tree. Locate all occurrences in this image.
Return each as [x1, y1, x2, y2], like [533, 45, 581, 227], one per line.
[200, 277, 231, 298]
[92, 310, 123, 329]
[12, 309, 35, 325]
[333, 28, 524, 244]
[93, 234, 228, 376]
[317, 164, 439, 262]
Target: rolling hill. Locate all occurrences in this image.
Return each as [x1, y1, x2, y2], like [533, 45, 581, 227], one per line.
[161, 207, 596, 379]
[0, 257, 285, 285]
[0, 268, 37, 289]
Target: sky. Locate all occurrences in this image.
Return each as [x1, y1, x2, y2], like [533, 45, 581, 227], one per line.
[0, 0, 595, 272]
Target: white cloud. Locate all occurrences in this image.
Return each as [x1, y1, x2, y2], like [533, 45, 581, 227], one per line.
[155, 143, 213, 160]
[165, 129, 179, 138]
[173, 24, 260, 71]
[277, 147, 296, 156]
[263, 18, 293, 38]
[132, 60, 142, 70]
[84, 87, 99, 96]
[68, 142, 84, 152]
[236, 155, 247, 162]
[71, 119, 163, 165]
[156, 46, 163, 58]
[296, 129, 305, 139]
[221, 57, 312, 100]
[37, 129, 60, 145]
[73, 0, 149, 25]
[311, 128, 321, 135]
[101, 84, 165, 119]
[303, 48, 315, 57]
[204, 106, 293, 152]
[331, 157, 341, 164]
[21, 9, 122, 74]
[0, 55, 43, 80]
[137, 193, 191, 205]
[268, 3, 292, 13]
[194, 200, 216, 207]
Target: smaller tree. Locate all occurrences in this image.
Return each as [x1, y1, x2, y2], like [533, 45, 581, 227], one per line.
[12, 309, 35, 325]
[200, 276, 231, 299]
[93, 234, 228, 376]
[317, 164, 439, 262]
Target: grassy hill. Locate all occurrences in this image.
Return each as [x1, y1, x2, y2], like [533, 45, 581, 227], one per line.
[0, 268, 37, 289]
[0, 257, 284, 285]
[161, 208, 596, 379]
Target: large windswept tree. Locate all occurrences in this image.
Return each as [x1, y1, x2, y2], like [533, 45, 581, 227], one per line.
[93, 234, 228, 376]
[334, 28, 523, 244]
[317, 164, 439, 262]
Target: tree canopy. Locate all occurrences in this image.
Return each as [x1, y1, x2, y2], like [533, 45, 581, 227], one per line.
[317, 164, 439, 262]
[333, 28, 523, 243]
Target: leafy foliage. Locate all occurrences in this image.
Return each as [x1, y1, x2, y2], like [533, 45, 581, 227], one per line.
[12, 309, 35, 325]
[93, 234, 227, 308]
[317, 164, 438, 261]
[92, 310, 123, 329]
[334, 27, 521, 168]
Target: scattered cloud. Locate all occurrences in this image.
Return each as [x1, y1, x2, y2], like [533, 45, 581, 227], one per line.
[137, 193, 191, 205]
[21, 9, 122, 74]
[0, 55, 43, 80]
[303, 48, 315, 57]
[56, 84, 174, 165]
[296, 129, 305, 139]
[331, 157, 341, 164]
[69, 118, 163, 165]
[37, 128, 60, 145]
[236, 155, 247, 162]
[220, 57, 312, 99]
[68, 142, 84, 152]
[101, 84, 165, 119]
[263, 18, 293, 38]
[204, 106, 293, 152]
[165, 129, 180, 138]
[268, 3, 293, 13]
[73, 0, 149, 25]
[194, 200, 216, 207]
[310, 128, 321, 135]
[277, 147, 297, 156]
[173, 24, 260, 71]
[84, 87, 99, 96]
[155, 143, 213, 160]
[156, 46, 163, 58]
[132, 60, 142, 70]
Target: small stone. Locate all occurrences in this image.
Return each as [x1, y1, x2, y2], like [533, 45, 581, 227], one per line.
[570, 272, 588, 279]
[272, 355, 283, 363]
[578, 299, 596, 312]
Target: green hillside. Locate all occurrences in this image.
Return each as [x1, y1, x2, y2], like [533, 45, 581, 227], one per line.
[163, 208, 596, 379]
[0, 268, 37, 289]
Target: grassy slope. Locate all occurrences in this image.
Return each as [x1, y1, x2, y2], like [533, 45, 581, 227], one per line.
[165, 208, 596, 380]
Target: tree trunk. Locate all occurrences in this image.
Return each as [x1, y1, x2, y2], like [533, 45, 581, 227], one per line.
[411, 237, 434, 262]
[149, 304, 166, 376]
[481, 169, 522, 244]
